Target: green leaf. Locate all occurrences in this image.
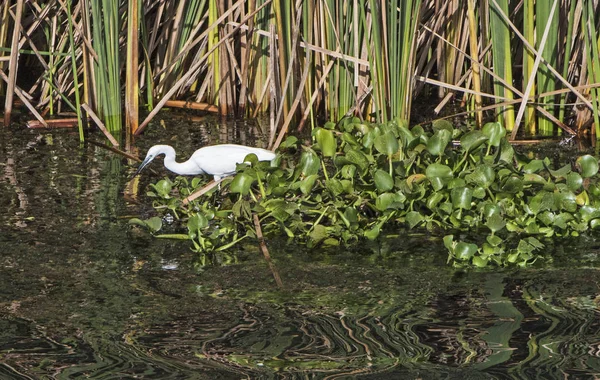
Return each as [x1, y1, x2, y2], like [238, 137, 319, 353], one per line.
[451, 187, 473, 210]
[374, 131, 399, 156]
[466, 165, 495, 188]
[325, 179, 345, 196]
[230, 172, 255, 195]
[426, 163, 453, 191]
[280, 135, 298, 148]
[374, 170, 394, 192]
[309, 224, 328, 244]
[144, 216, 163, 233]
[501, 176, 523, 193]
[313, 127, 337, 157]
[150, 179, 173, 197]
[455, 242, 478, 260]
[485, 214, 506, 233]
[472, 256, 489, 267]
[364, 224, 381, 240]
[481, 121, 506, 146]
[523, 159, 544, 174]
[341, 164, 357, 179]
[406, 211, 424, 228]
[566, 172, 583, 191]
[577, 155, 599, 178]
[427, 129, 452, 156]
[344, 207, 359, 224]
[432, 119, 453, 133]
[460, 130, 488, 152]
[300, 174, 319, 195]
[187, 214, 208, 239]
[376, 192, 404, 210]
[297, 148, 321, 177]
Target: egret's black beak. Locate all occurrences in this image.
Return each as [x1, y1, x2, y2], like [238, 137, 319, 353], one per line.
[132, 155, 154, 177]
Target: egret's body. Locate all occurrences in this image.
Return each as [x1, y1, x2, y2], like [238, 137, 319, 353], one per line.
[135, 144, 276, 181]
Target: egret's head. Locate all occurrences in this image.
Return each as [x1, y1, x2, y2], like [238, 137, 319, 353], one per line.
[133, 145, 174, 176]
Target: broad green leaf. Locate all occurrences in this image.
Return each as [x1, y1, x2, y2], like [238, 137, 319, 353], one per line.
[397, 125, 416, 149]
[466, 165, 495, 188]
[566, 172, 583, 191]
[577, 155, 599, 178]
[374, 131, 399, 156]
[472, 256, 489, 267]
[313, 127, 337, 157]
[580, 205, 600, 223]
[345, 148, 370, 171]
[374, 170, 394, 192]
[230, 172, 255, 195]
[523, 159, 544, 174]
[145, 216, 163, 233]
[232, 199, 251, 219]
[151, 179, 173, 197]
[485, 214, 506, 233]
[297, 148, 321, 177]
[341, 164, 357, 179]
[499, 139, 515, 163]
[344, 207, 359, 224]
[548, 164, 571, 179]
[426, 192, 445, 210]
[279, 135, 298, 148]
[309, 224, 328, 244]
[300, 174, 319, 195]
[427, 129, 452, 156]
[455, 242, 478, 260]
[364, 224, 380, 240]
[556, 191, 577, 212]
[451, 187, 473, 210]
[481, 121, 506, 146]
[501, 176, 523, 193]
[426, 163, 453, 191]
[325, 179, 344, 196]
[187, 213, 208, 238]
[432, 119, 453, 133]
[376, 192, 404, 210]
[483, 203, 502, 218]
[406, 211, 424, 228]
[460, 130, 488, 152]
[406, 174, 427, 189]
[523, 173, 547, 185]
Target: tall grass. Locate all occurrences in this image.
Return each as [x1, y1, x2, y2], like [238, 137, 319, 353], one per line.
[3, 1, 600, 144]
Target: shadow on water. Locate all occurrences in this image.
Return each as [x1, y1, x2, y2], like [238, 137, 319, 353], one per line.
[2, 114, 600, 378]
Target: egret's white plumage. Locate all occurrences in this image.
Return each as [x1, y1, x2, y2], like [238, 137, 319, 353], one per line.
[135, 144, 276, 181]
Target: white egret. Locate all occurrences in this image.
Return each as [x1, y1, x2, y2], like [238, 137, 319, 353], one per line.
[134, 144, 276, 181]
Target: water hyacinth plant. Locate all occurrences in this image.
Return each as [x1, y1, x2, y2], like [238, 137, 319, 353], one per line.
[132, 119, 600, 267]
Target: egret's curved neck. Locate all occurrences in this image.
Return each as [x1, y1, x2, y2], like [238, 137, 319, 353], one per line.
[161, 147, 183, 173]
[160, 146, 202, 175]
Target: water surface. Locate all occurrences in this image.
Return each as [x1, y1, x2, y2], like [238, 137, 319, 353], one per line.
[2, 115, 600, 379]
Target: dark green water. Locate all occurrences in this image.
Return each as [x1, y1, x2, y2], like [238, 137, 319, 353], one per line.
[2, 116, 600, 379]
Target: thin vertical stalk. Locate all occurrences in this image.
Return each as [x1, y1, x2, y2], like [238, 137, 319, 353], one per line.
[536, 0, 559, 135]
[489, 0, 515, 131]
[66, 0, 84, 141]
[466, 0, 482, 127]
[558, 0, 578, 129]
[3, 0, 24, 127]
[584, 0, 600, 138]
[521, 0, 535, 133]
[126, 0, 140, 148]
[0, 1, 10, 96]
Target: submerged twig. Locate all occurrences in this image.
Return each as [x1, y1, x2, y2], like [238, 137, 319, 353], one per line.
[253, 213, 283, 289]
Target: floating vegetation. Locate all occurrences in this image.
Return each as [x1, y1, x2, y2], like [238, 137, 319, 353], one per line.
[132, 119, 600, 267]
